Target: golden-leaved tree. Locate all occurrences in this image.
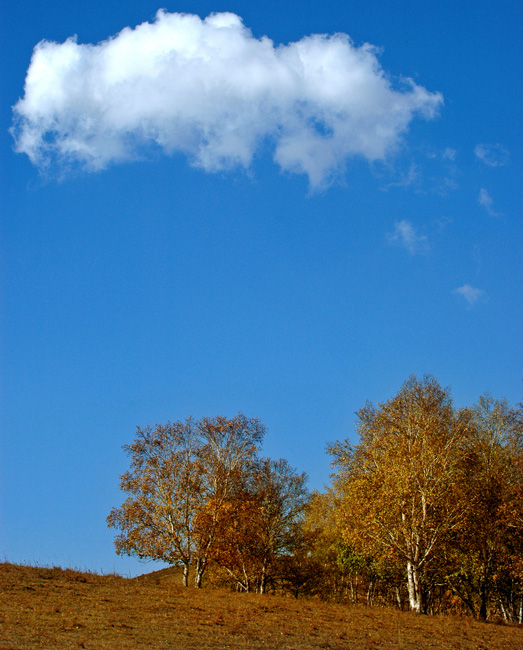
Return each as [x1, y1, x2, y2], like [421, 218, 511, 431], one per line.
[330, 375, 466, 614]
[446, 396, 523, 620]
[107, 414, 265, 587]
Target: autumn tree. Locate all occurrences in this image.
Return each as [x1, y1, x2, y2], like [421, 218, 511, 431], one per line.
[298, 490, 367, 600]
[252, 458, 308, 593]
[330, 376, 466, 614]
[208, 457, 309, 593]
[107, 414, 265, 587]
[445, 396, 523, 620]
[299, 490, 341, 596]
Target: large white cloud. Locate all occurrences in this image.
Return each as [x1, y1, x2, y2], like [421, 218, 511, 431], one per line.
[11, 10, 443, 187]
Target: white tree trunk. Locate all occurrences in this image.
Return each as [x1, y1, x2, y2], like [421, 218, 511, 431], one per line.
[406, 561, 423, 613]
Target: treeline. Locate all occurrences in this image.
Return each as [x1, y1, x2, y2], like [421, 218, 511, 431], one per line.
[108, 376, 523, 621]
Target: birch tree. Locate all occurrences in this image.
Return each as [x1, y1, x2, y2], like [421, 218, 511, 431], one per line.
[208, 458, 308, 593]
[446, 396, 523, 620]
[330, 375, 465, 613]
[107, 414, 265, 587]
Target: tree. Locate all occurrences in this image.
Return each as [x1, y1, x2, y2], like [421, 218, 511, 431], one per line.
[445, 396, 523, 620]
[252, 458, 308, 593]
[208, 457, 309, 593]
[330, 376, 465, 614]
[299, 490, 343, 598]
[107, 414, 265, 587]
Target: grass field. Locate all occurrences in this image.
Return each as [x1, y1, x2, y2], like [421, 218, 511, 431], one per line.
[1, 562, 522, 649]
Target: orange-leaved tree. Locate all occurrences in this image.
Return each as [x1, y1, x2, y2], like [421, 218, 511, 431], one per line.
[107, 414, 265, 587]
[206, 457, 308, 593]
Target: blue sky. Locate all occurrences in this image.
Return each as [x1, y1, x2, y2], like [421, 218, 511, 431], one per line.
[1, 0, 521, 576]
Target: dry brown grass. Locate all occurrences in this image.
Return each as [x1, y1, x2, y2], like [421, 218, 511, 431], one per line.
[1, 562, 522, 650]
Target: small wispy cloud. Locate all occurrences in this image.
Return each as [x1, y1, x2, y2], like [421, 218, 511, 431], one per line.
[434, 215, 452, 232]
[478, 188, 501, 217]
[441, 147, 457, 161]
[11, 10, 443, 188]
[381, 164, 419, 190]
[454, 284, 485, 307]
[474, 143, 509, 167]
[387, 220, 429, 255]
[419, 146, 458, 195]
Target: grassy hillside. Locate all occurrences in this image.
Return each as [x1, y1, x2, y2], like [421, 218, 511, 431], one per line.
[0, 563, 521, 650]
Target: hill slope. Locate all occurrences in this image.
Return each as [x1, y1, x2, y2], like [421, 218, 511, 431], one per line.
[0, 563, 521, 650]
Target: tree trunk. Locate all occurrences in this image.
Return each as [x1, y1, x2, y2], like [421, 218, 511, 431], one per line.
[349, 575, 356, 605]
[478, 583, 488, 621]
[450, 583, 477, 618]
[499, 597, 509, 622]
[366, 581, 374, 607]
[406, 561, 425, 614]
[242, 564, 251, 593]
[182, 564, 189, 588]
[259, 558, 268, 594]
[396, 586, 403, 610]
[194, 558, 206, 588]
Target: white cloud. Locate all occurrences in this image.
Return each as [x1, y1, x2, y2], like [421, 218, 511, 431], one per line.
[479, 188, 493, 211]
[11, 10, 443, 188]
[387, 220, 428, 255]
[478, 188, 501, 217]
[474, 143, 509, 167]
[382, 163, 419, 190]
[454, 284, 485, 307]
